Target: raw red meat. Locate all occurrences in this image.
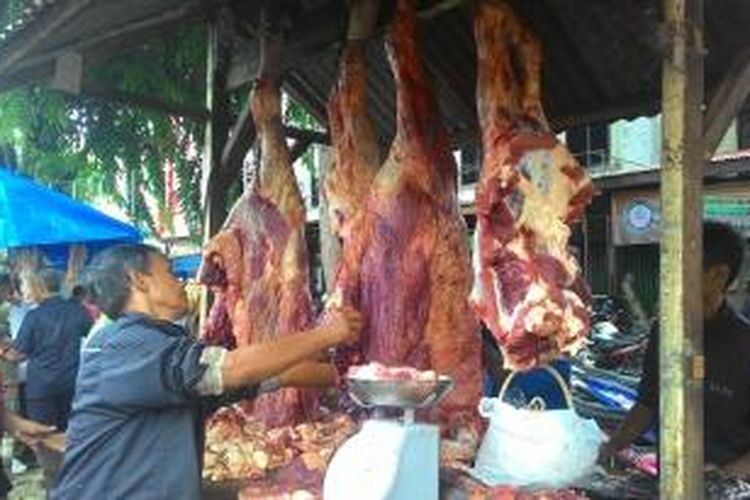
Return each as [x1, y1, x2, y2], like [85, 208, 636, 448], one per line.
[200, 79, 317, 427]
[204, 407, 357, 489]
[442, 466, 588, 499]
[323, 18, 382, 380]
[329, 0, 482, 433]
[471, 0, 594, 372]
[347, 362, 438, 382]
[324, 39, 380, 242]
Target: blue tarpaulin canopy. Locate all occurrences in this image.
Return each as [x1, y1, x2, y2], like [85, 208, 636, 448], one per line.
[0, 167, 141, 260]
[171, 254, 201, 280]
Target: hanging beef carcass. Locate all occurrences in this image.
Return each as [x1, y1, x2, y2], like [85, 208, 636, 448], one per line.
[329, 0, 482, 434]
[201, 78, 317, 427]
[324, 40, 381, 245]
[472, 0, 594, 372]
[322, 1, 382, 374]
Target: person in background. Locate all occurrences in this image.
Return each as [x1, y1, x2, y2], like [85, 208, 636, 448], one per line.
[71, 284, 102, 323]
[0, 275, 26, 415]
[0, 269, 92, 432]
[600, 222, 750, 476]
[0, 404, 58, 499]
[0, 275, 33, 344]
[52, 244, 361, 500]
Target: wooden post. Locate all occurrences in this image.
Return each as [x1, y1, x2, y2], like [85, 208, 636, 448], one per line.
[660, 0, 704, 497]
[199, 8, 234, 326]
[605, 213, 617, 295]
[703, 46, 750, 157]
[582, 214, 591, 286]
[201, 8, 234, 241]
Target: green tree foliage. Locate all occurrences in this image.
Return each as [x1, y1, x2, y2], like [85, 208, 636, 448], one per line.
[0, 24, 207, 238]
[0, 1, 324, 240]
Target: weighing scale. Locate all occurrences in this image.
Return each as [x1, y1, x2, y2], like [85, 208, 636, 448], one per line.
[323, 375, 454, 500]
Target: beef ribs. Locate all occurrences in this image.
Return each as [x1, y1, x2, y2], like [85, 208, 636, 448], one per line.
[471, 0, 594, 372]
[201, 79, 317, 427]
[329, 0, 482, 433]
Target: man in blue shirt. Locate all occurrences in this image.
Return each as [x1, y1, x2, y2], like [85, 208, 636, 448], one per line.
[52, 244, 361, 500]
[0, 269, 92, 431]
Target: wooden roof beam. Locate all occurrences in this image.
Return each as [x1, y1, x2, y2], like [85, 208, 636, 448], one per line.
[226, 5, 344, 90]
[221, 94, 329, 176]
[221, 98, 256, 174]
[6, 2, 200, 76]
[74, 84, 210, 121]
[284, 126, 328, 145]
[289, 136, 315, 163]
[703, 46, 750, 157]
[0, 0, 93, 75]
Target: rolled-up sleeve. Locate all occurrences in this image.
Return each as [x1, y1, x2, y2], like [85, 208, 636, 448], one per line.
[194, 347, 226, 396]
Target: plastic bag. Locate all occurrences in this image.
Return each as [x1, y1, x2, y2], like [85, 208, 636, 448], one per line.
[472, 398, 604, 488]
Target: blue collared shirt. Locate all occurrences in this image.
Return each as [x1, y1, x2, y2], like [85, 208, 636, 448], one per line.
[52, 313, 255, 500]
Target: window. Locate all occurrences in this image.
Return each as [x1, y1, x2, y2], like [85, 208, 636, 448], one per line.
[566, 123, 609, 169]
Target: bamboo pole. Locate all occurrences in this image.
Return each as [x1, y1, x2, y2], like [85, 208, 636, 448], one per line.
[660, 0, 704, 497]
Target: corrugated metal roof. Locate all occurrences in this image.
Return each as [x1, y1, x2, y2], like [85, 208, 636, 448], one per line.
[277, 0, 749, 144]
[0, 0, 749, 143]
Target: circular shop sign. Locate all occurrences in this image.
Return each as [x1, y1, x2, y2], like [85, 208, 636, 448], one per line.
[625, 201, 655, 232]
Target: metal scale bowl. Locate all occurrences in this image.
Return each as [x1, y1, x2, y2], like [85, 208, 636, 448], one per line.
[347, 376, 455, 407]
[346, 375, 454, 424]
[324, 375, 454, 499]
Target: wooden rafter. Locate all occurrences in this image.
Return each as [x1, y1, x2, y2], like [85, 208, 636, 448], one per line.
[221, 99, 256, 174]
[284, 126, 328, 145]
[703, 46, 750, 157]
[0, 0, 93, 75]
[10, 3, 199, 74]
[201, 7, 235, 238]
[226, 5, 346, 91]
[289, 136, 315, 163]
[73, 84, 210, 121]
[220, 94, 330, 179]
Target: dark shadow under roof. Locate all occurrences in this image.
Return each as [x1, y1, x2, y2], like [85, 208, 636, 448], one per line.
[0, 0, 749, 144]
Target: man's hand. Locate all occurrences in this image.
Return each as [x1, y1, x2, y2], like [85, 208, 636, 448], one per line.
[322, 307, 363, 345]
[0, 337, 12, 357]
[5, 413, 56, 446]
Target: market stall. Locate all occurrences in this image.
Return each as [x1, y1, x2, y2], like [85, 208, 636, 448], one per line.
[2, 0, 750, 498]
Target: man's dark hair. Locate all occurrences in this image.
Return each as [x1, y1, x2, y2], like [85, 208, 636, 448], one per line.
[85, 244, 162, 319]
[71, 284, 86, 300]
[704, 221, 745, 288]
